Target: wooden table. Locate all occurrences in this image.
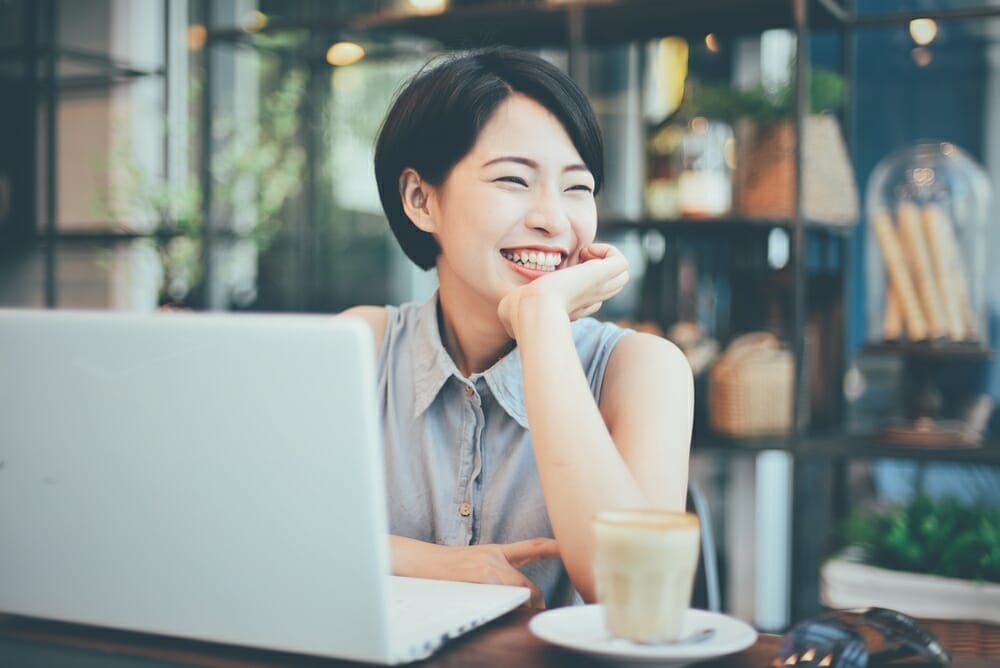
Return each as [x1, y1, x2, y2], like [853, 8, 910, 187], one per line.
[1, 609, 998, 667]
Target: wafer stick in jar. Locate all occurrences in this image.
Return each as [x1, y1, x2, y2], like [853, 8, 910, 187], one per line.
[897, 201, 947, 338]
[884, 285, 903, 340]
[921, 204, 975, 340]
[872, 209, 928, 340]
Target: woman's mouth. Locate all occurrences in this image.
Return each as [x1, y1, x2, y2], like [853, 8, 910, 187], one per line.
[500, 248, 565, 272]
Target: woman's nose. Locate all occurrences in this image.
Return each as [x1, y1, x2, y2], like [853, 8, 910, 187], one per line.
[524, 190, 570, 236]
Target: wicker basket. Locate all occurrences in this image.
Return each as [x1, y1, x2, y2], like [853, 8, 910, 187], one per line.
[709, 332, 794, 437]
[735, 114, 859, 226]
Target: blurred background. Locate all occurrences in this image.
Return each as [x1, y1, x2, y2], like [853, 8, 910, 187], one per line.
[1, 0, 998, 638]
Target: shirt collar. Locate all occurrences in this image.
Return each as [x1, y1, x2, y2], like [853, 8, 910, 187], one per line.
[410, 294, 456, 420]
[410, 293, 530, 430]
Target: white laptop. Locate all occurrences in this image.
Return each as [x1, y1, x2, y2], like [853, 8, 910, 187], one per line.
[0, 309, 529, 664]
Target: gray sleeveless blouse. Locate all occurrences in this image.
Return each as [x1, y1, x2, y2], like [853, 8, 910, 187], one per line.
[375, 295, 630, 608]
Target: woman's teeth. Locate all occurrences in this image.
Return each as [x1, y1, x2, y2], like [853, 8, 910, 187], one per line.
[501, 249, 561, 271]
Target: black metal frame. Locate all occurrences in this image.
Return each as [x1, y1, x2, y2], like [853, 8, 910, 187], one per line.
[1, 0, 170, 308]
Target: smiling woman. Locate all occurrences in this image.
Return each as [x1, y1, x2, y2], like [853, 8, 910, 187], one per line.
[342, 47, 694, 609]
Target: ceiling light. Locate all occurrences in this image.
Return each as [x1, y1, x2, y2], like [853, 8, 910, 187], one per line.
[909, 18, 938, 46]
[242, 10, 268, 33]
[408, 0, 448, 13]
[187, 24, 207, 51]
[327, 42, 365, 67]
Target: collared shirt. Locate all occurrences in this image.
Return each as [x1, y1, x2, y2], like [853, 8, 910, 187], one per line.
[375, 294, 630, 607]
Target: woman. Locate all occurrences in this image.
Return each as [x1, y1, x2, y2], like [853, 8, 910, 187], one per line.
[343, 47, 693, 609]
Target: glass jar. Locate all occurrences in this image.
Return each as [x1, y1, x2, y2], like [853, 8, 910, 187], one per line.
[864, 142, 992, 345]
[646, 117, 735, 219]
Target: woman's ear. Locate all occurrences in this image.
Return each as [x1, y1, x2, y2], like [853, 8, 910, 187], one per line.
[399, 168, 436, 234]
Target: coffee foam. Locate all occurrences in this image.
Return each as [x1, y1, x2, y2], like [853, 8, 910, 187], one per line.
[594, 510, 700, 532]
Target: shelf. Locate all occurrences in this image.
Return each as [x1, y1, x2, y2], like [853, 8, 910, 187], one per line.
[864, 341, 994, 361]
[208, 0, 847, 50]
[5, 228, 249, 246]
[364, 0, 844, 47]
[799, 433, 1000, 465]
[599, 216, 854, 237]
[851, 4, 1000, 28]
[694, 433, 793, 452]
[695, 430, 1000, 466]
[0, 46, 164, 82]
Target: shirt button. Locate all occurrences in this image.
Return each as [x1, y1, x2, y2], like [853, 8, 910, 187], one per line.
[463, 385, 474, 397]
[459, 502, 472, 517]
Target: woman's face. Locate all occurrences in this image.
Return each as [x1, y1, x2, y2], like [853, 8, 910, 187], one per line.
[425, 92, 598, 308]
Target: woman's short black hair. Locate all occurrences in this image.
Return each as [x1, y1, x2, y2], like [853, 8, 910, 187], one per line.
[374, 47, 604, 270]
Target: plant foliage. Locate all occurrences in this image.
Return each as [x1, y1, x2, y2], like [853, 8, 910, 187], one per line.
[674, 69, 846, 126]
[840, 495, 1000, 583]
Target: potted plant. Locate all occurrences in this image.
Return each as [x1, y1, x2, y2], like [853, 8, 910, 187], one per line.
[822, 495, 1000, 622]
[673, 70, 859, 226]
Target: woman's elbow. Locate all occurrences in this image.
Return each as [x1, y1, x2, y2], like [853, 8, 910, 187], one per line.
[569, 566, 598, 604]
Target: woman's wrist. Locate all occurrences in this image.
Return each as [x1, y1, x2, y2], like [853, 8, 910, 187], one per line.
[389, 535, 413, 576]
[510, 289, 570, 341]
[391, 535, 445, 578]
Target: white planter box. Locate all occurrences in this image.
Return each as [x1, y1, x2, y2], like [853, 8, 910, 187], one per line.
[821, 558, 1000, 624]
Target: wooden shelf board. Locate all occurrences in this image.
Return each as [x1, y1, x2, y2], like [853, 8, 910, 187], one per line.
[695, 430, 1000, 465]
[365, 1, 845, 47]
[599, 217, 855, 236]
[863, 341, 994, 361]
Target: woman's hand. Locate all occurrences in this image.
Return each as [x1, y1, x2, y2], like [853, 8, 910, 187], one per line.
[390, 536, 559, 608]
[497, 243, 629, 339]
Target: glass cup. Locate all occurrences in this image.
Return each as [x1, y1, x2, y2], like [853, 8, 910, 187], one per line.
[593, 510, 701, 643]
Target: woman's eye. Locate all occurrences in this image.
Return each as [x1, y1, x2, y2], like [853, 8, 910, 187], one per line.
[496, 176, 528, 186]
[566, 184, 594, 193]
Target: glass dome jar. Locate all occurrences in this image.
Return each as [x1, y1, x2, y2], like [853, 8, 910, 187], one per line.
[864, 142, 992, 345]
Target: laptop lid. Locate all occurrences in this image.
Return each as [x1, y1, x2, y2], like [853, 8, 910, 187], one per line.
[0, 309, 396, 661]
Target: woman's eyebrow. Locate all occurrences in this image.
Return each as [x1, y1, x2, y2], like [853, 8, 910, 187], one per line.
[481, 156, 591, 174]
[481, 156, 537, 169]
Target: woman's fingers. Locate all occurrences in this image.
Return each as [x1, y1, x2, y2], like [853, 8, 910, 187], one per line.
[498, 539, 559, 609]
[602, 269, 630, 297]
[579, 242, 621, 262]
[501, 569, 546, 609]
[501, 537, 561, 567]
[570, 302, 602, 320]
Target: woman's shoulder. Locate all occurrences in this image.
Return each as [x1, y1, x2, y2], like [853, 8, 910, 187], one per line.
[604, 330, 691, 402]
[339, 302, 425, 354]
[339, 305, 391, 352]
[569, 317, 630, 361]
[572, 318, 686, 368]
[609, 330, 687, 370]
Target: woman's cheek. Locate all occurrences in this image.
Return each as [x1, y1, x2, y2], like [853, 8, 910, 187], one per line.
[569, 200, 598, 242]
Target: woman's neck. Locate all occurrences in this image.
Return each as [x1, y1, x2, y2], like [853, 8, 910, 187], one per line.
[436, 280, 514, 378]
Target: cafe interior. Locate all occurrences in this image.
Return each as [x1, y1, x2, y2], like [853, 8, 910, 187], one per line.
[1, 0, 999, 665]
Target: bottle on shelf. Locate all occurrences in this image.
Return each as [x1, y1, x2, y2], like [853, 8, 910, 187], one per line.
[645, 117, 735, 220]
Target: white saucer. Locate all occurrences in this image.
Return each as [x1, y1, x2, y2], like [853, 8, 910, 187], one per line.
[528, 605, 757, 665]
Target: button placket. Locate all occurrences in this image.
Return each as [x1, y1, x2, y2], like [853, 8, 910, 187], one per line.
[465, 378, 487, 544]
[453, 378, 479, 544]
